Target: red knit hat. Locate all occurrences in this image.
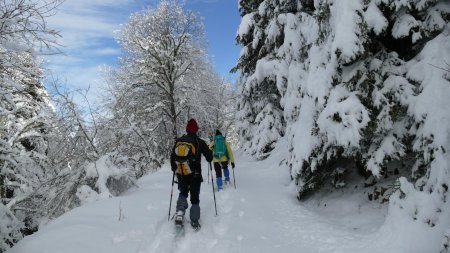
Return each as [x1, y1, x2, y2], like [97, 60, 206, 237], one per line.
[186, 119, 199, 133]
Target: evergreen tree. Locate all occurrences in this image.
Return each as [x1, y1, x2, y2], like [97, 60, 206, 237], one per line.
[234, 0, 450, 239]
[234, 0, 287, 159]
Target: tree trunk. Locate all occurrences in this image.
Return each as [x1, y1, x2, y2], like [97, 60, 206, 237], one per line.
[0, 174, 4, 199]
[169, 83, 178, 138]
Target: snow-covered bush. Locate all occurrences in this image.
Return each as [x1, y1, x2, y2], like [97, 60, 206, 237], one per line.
[0, 204, 22, 252]
[84, 154, 136, 198]
[12, 153, 136, 228]
[442, 228, 450, 253]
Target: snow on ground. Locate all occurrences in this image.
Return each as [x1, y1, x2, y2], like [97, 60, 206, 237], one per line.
[7, 149, 439, 253]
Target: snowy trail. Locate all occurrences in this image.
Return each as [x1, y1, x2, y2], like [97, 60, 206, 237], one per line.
[9, 151, 411, 253]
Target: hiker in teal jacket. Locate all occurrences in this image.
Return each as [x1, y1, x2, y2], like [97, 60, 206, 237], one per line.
[209, 130, 235, 191]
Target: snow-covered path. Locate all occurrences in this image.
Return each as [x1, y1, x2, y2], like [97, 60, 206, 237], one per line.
[8, 151, 431, 253]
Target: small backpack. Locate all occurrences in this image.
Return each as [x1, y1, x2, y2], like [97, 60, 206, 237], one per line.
[174, 141, 196, 175]
[213, 135, 227, 159]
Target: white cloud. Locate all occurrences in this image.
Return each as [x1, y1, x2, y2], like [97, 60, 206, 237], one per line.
[44, 0, 137, 104]
[48, 1, 135, 49]
[93, 47, 121, 56]
[188, 0, 219, 3]
[50, 13, 117, 35]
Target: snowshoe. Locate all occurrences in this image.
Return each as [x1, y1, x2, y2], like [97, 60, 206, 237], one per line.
[174, 210, 185, 226]
[174, 211, 185, 237]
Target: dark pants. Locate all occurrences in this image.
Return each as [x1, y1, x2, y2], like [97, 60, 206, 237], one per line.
[176, 173, 202, 221]
[213, 162, 229, 178]
[177, 174, 202, 205]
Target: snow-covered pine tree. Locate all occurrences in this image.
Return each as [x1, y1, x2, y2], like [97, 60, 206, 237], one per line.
[235, 0, 450, 239]
[234, 0, 286, 159]
[292, 1, 450, 227]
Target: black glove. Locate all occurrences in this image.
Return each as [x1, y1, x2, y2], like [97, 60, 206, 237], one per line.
[231, 162, 235, 169]
[171, 165, 177, 172]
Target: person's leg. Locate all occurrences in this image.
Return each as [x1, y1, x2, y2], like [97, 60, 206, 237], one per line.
[213, 162, 222, 177]
[176, 175, 189, 214]
[189, 175, 202, 223]
[222, 162, 230, 183]
[213, 162, 223, 190]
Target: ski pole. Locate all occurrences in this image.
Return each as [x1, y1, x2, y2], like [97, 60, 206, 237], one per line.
[168, 171, 176, 221]
[207, 164, 210, 184]
[209, 162, 218, 216]
[232, 165, 236, 189]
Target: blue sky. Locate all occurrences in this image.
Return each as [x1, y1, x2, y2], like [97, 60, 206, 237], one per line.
[46, 0, 241, 97]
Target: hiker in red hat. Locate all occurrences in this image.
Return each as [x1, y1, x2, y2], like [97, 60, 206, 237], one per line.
[170, 119, 212, 230]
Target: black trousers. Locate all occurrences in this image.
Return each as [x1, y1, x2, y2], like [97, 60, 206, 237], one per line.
[177, 173, 202, 205]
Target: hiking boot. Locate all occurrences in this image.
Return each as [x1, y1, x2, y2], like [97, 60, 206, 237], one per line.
[191, 220, 201, 231]
[175, 210, 184, 226]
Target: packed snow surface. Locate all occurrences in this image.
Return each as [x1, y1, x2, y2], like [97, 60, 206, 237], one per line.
[8, 150, 441, 253]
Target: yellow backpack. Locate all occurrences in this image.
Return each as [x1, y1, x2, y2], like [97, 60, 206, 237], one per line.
[173, 141, 196, 175]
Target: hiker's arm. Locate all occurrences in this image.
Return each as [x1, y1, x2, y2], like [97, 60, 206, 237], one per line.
[170, 145, 176, 171]
[200, 139, 213, 162]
